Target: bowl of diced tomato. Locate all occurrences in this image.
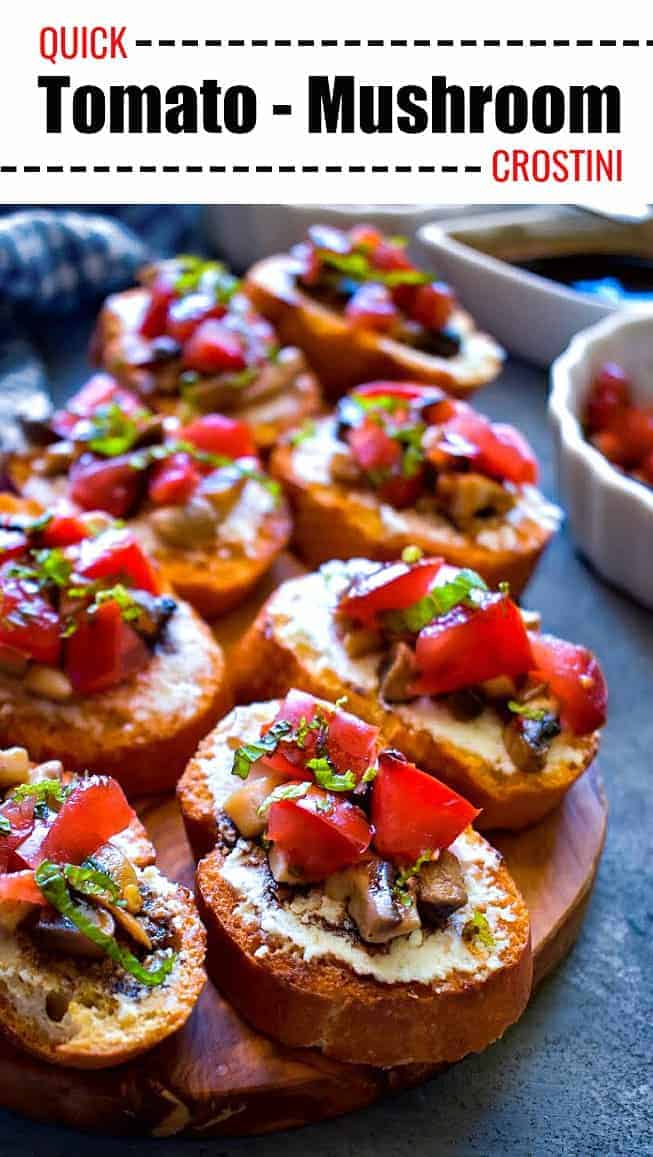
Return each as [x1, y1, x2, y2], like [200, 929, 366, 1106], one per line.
[550, 311, 653, 609]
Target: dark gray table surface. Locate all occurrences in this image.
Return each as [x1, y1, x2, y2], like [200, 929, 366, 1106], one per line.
[1, 318, 651, 1157]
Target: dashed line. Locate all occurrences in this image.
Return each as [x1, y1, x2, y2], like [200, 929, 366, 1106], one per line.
[131, 37, 648, 48]
[5, 163, 482, 176]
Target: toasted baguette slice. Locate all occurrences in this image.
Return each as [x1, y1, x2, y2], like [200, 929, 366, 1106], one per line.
[0, 599, 231, 796]
[94, 286, 322, 450]
[10, 456, 293, 620]
[271, 417, 561, 594]
[183, 701, 531, 1068]
[230, 561, 599, 831]
[0, 864, 206, 1069]
[244, 255, 504, 399]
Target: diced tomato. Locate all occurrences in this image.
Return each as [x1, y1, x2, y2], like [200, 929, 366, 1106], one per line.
[267, 785, 371, 882]
[590, 429, 628, 466]
[611, 407, 653, 467]
[0, 870, 46, 906]
[64, 599, 150, 695]
[40, 513, 90, 548]
[370, 239, 413, 273]
[77, 528, 160, 595]
[0, 573, 61, 665]
[0, 528, 28, 564]
[529, 633, 607, 735]
[178, 413, 256, 460]
[166, 292, 227, 344]
[148, 452, 200, 507]
[378, 468, 426, 509]
[182, 320, 247, 374]
[51, 375, 143, 439]
[353, 381, 442, 404]
[439, 409, 539, 485]
[140, 277, 177, 339]
[264, 690, 380, 780]
[17, 776, 135, 868]
[0, 796, 36, 873]
[347, 417, 401, 474]
[371, 752, 479, 862]
[408, 281, 456, 331]
[338, 558, 444, 627]
[585, 363, 631, 433]
[69, 454, 142, 519]
[413, 591, 534, 697]
[345, 284, 398, 332]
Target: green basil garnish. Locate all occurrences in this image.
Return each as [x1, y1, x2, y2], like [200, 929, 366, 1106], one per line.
[257, 781, 310, 818]
[381, 569, 488, 635]
[0, 815, 11, 835]
[462, 908, 495, 949]
[305, 757, 356, 792]
[231, 719, 294, 780]
[35, 860, 176, 988]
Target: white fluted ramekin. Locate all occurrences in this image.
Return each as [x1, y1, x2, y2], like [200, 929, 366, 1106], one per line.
[550, 312, 653, 609]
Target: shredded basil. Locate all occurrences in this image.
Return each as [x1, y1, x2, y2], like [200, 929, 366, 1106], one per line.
[11, 779, 68, 809]
[306, 757, 356, 792]
[316, 248, 430, 289]
[85, 402, 150, 458]
[64, 862, 121, 903]
[361, 764, 379, 784]
[93, 584, 140, 623]
[507, 700, 547, 721]
[381, 569, 488, 635]
[394, 851, 433, 895]
[35, 860, 176, 987]
[0, 815, 11, 835]
[257, 781, 310, 818]
[231, 719, 294, 780]
[9, 548, 73, 591]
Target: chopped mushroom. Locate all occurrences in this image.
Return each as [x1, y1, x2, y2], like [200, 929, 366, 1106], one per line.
[223, 773, 288, 839]
[128, 591, 177, 645]
[326, 858, 421, 944]
[331, 450, 364, 487]
[379, 642, 418, 702]
[199, 466, 247, 520]
[31, 902, 116, 960]
[436, 471, 516, 530]
[343, 627, 383, 659]
[416, 851, 468, 925]
[504, 711, 561, 773]
[149, 496, 218, 548]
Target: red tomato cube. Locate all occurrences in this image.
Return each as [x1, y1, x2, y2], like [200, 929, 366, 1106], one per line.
[0, 573, 61, 666]
[413, 591, 534, 697]
[64, 599, 150, 695]
[267, 786, 371, 882]
[371, 752, 479, 862]
[338, 558, 444, 627]
[69, 454, 143, 519]
[178, 414, 256, 460]
[409, 281, 456, 330]
[166, 292, 227, 344]
[585, 363, 631, 433]
[529, 633, 607, 735]
[78, 528, 160, 595]
[182, 320, 247, 374]
[148, 452, 201, 507]
[17, 776, 135, 868]
[345, 284, 398, 333]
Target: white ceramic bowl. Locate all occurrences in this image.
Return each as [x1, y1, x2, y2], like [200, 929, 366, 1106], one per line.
[550, 312, 653, 609]
[201, 204, 494, 272]
[417, 207, 653, 367]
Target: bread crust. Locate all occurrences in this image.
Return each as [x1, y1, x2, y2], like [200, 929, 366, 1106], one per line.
[244, 255, 504, 399]
[94, 287, 323, 450]
[180, 702, 531, 1068]
[9, 456, 293, 620]
[0, 869, 206, 1069]
[197, 846, 531, 1068]
[229, 572, 599, 831]
[0, 600, 231, 796]
[270, 423, 559, 595]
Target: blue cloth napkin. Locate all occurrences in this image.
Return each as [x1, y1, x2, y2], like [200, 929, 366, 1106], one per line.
[0, 207, 199, 453]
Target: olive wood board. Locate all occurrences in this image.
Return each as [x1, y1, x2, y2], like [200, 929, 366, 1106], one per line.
[0, 556, 608, 1138]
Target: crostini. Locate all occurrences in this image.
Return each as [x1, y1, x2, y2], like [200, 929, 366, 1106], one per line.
[231, 557, 607, 830]
[178, 692, 532, 1068]
[244, 223, 504, 398]
[0, 497, 229, 794]
[272, 381, 561, 592]
[0, 751, 205, 1069]
[12, 377, 292, 618]
[91, 255, 322, 450]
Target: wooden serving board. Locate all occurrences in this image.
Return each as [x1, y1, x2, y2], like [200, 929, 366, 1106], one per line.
[0, 558, 608, 1138]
